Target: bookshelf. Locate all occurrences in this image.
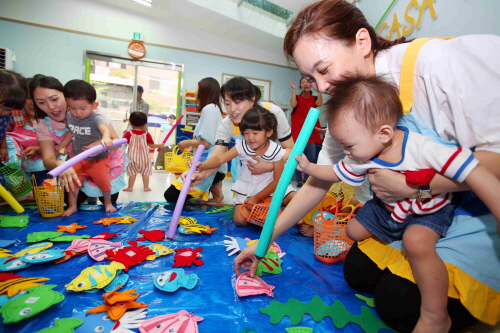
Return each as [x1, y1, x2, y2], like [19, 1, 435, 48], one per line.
[184, 91, 200, 126]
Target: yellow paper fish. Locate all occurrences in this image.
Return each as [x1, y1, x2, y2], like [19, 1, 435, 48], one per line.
[14, 242, 53, 257]
[65, 262, 125, 292]
[0, 277, 50, 297]
[0, 249, 13, 258]
[178, 216, 198, 226]
[146, 244, 174, 260]
[117, 216, 137, 223]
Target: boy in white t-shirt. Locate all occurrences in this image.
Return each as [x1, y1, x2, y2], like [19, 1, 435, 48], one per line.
[296, 74, 500, 332]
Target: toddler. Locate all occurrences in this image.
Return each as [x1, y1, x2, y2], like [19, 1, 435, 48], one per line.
[197, 105, 296, 226]
[123, 112, 164, 192]
[59, 80, 115, 216]
[296, 74, 500, 332]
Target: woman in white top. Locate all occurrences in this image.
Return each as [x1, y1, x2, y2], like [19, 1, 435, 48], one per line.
[164, 77, 227, 202]
[189, 76, 294, 188]
[234, 1, 500, 332]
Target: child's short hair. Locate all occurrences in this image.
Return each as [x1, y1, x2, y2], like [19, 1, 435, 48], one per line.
[168, 114, 176, 120]
[129, 111, 148, 127]
[137, 85, 144, 94]
[239, 105, 278, 141]
[63, 80, 97, 104]
[325, 74, 403, 133]
[0, 70, 27, 110]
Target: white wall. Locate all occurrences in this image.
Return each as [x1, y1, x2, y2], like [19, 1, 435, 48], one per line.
[358, 0, 500, 38]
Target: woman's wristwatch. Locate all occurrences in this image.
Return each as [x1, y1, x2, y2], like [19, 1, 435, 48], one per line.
[417, 185, 432, 201]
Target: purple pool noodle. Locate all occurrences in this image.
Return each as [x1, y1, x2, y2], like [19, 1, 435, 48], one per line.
[167, 145, 205, 239]
[47, 138, 127, 178]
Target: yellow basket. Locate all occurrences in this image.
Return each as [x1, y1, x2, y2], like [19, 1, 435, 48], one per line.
[303, 182, 355, 225]
[32, 176, 64, 218]
[313, 196, 363, 264]
[164, 146, 193, 174]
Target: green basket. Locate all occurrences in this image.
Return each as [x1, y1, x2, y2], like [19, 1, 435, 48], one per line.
[0, 163, 32, 197]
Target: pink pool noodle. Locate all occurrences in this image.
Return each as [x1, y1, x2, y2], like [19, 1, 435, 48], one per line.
[167, 145, 205, 239]
[157, 114, 184, 151]
[47, 138, 127, 178]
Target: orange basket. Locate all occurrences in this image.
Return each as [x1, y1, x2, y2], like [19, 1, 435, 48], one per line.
[164, 146, 193, 174]
[303, 182, 355, 225]
[313, 195, 363, 264]
[239, 197, 282, 227]
[32, 176, 64, 218]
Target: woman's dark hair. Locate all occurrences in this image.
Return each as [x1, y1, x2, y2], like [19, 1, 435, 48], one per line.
[29, 74, 65, 120]
[221, 77, 261, 103]
[0, 69, 27, 110]
[129, 111, 148, 127]
[197, 77, 222, 113]
[284, 0, 410, 63]
[239, 104, 278, 141]
[63, 80, 97, 104]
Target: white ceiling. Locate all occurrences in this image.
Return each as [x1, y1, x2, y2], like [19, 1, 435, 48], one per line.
[95, 0, 319, 59]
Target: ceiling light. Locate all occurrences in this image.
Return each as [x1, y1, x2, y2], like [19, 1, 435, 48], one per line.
[131, 0, 152, 7]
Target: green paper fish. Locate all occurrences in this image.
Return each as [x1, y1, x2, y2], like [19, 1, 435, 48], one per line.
[0, 284, 64, 324]
[34, 318, 84, 333]
[256, 251, 282, 276]
[0, 216, 29, 228]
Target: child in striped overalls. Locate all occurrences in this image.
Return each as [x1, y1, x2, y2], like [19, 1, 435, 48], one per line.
[123, 112, 164, 192]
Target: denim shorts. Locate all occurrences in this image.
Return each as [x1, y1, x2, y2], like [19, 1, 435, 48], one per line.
[354, 197, 455, 243]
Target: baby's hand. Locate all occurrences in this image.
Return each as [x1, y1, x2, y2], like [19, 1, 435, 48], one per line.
[101, 138, 113, 148]
[295, 154, 311, 173]
[196, 162, 205, 171]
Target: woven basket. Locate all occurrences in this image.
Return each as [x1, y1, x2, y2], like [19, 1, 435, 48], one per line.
[313, 196, 362, 264]
[303, 182, 355, 225]
[164, 146, 193, 174]
[239, 197, 282, 227]
[0, 163, 32, 197]
[32, 176, 64, 218]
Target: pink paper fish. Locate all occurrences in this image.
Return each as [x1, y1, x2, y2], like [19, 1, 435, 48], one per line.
[88, 240, 122, 262]
[139, 310, 203, 333]
[236, 272, 275, 297]
[66, 239, 92, 253]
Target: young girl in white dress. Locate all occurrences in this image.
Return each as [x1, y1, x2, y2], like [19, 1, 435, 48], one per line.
[197, 105, 296, 226]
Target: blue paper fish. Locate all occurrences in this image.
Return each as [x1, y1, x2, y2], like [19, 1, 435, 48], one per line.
[0, 257, 31, 271]
[21, 248, 66, 264]
[154, 269, 198, 292]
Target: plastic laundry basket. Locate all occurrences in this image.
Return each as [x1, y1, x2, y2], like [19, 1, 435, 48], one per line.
[32, 176, 64, 217]
[0, 163, 32, 197]
[164, 146, 193, 174]
[313, 196, 362, 264]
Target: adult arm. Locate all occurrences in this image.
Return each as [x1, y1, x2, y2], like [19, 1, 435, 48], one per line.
[199, 147, 238, 170]
[234, 175, 332, 276]
[289, 80, 298, 108]
[185, 144, 227, 188]
[178, 138, 210, 151]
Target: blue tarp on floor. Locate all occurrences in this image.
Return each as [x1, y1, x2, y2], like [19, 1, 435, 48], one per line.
[0, 201, 393, 332]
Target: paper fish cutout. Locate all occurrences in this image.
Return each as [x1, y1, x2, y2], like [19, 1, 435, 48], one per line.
[178, 216, 198, 225]
[50, 235, 91, 242]
[138, 310, 203, 333]
[0, 277, 50, 297]
[55, 250, 86, 265]
[106, 241, 155, 272]
[66, 239, 92, 253]
[117, 216, 137, 223]
[33, 318, 84, 333]
[0, 215, 29, 228]
[172, 247, 203, 268]
[72, 311, 113, 333]
[14, 242, 53, 257]
[27, 232, 63, 243]
[56, 222, 87, 233]
[256, 251, 282, 277]
[21, 248, 66, 264]
[87, 240, 122, 262]
[65, 261, 125, 292]
[236, 272, 275, 297]
[0, 272, 22, 282]
[137, 230, 165, 242]
[0, 257, 31, 271]
[146, 243, 174, 260]
[103, 272, 129, 293]
[154, 269, 199, 292]
[89, 232, 120, 240]
[0, 291, 25, 307]
[0, 285, 64, 324]
[178, 224, 218, 235]
[0, 248, 13, 258]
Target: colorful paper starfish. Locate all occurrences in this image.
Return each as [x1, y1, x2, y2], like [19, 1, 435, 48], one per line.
[93, 218, 121, 226]
[87, 286, 147, 320]
[55, 223, 87, 233]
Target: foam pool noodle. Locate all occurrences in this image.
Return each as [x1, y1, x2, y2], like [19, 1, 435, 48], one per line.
[157, 115, 183, 151]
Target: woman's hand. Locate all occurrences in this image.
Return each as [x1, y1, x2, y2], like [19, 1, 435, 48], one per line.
[58, 165, 81, 192]
[288, 79, 296, 90]
[181, 168, 206, 190]
[22, 146, 40, 158]
[247, 157, 273, 175]
[368, 169, 417, 201]
[177, 140, 192, 152]
[234, 241, 261, 277]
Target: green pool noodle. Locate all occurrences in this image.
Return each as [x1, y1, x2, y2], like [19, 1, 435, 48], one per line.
[256, 107, 320, 257]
